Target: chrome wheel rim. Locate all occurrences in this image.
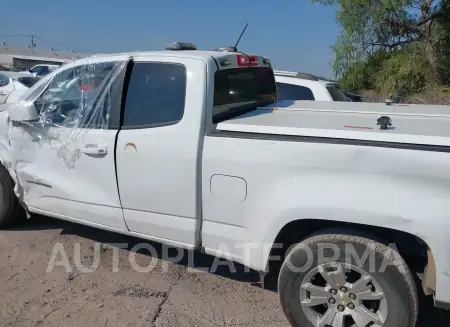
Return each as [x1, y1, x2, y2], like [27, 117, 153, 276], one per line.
[300, 262, 388, 327]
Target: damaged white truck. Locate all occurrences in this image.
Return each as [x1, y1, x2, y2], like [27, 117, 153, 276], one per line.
[0, 42, 449, 327]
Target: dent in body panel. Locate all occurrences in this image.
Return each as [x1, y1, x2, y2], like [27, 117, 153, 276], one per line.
[0, 115, 24, 206]
[18, 161, 127, 229]
[8, 124, 127, 229]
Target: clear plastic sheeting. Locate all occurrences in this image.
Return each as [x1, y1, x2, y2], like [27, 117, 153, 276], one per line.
[12, 59, 128, 168]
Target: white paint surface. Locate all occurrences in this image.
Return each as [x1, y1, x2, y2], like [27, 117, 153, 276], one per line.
[3, 49, 450, 308]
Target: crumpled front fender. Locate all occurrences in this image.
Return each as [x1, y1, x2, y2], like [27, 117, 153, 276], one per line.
[0, 109, 28, 213]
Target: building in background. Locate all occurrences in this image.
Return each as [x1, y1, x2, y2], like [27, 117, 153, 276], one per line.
[0, 44, 92, 71]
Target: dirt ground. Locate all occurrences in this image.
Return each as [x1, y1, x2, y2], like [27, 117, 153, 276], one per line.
[0, 216, 449, 327]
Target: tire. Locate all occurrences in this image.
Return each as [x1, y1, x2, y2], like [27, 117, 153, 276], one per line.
[0, 164, 24, 229]
[278, 232, 418, 327]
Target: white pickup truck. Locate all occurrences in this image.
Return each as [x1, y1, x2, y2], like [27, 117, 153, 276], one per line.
[0, 43, 449, 327]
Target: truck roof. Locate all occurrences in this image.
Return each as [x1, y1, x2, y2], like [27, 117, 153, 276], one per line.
[89, 50, 237, 59]
[85, 49, 269, 65]
[29, 46, 272, 92]
[49, 48, 271, 76]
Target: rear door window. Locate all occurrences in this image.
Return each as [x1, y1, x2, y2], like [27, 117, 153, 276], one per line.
[326, 85, 349, 102]
[213, 67, 276, 123]
[276, 82, 315, 101]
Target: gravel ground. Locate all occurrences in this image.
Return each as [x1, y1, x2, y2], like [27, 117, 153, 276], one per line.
[0, 216, 449, 327]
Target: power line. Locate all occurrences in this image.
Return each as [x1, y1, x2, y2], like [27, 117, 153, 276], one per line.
[34, 35, 71, 49]
[0, 33, 37, 48]
[0, 33, 82, 52]
[0, 33, 31, 38]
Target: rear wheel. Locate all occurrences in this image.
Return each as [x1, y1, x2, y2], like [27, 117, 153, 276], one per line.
[278, 232, 418, 327]
[0, 164, 24, 229]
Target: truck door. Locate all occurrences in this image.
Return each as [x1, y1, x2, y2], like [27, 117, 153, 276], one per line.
[9, 57, 130, 230]
[115, 57, 206, 247]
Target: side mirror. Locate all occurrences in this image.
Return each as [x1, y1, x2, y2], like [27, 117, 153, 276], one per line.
[8, 102, 39, 123]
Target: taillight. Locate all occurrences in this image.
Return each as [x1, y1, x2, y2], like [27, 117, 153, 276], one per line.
[236, 55, 258, 67]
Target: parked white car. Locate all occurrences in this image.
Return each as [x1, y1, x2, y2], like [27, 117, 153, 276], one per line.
[21, 64, 60, 78]
[0, 71, 40, 104]
[274, 70, 349, 102]
[1, 43, 449, 327]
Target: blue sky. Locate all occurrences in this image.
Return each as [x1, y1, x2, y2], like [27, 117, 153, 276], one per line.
[3, 0, 340, 78]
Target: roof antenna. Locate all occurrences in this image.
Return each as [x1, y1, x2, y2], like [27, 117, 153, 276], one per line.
[233, 23, 248, 52]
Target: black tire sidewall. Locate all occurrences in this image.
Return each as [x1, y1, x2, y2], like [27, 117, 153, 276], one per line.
[279, 240, 416, 327]
[0, 165, 16, 227]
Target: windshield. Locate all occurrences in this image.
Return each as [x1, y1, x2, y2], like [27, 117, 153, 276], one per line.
[213, 67, 277, 123]
[326, 85, 349, 102]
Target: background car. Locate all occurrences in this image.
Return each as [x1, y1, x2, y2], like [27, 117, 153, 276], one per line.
[0, 71, 41, 104]
[21, 64, 60, 78]
[315, 75, 364, 102]
[344, 91, 363, 102]
[274, 70, 349, 102]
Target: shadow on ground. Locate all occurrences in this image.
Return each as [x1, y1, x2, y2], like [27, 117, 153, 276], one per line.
[11, 215, 450, 326]
[12, 215, 265, 287]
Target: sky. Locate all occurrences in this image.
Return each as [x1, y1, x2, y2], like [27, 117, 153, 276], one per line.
[3, 0, 340, 78]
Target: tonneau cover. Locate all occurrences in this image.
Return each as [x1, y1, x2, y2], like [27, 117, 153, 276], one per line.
[217, 100, 450, 147]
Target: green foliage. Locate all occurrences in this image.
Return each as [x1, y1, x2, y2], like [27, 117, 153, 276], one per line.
[435, 0, 450, 84]
[338, 51, 392, 92]
[339, 46, 430, 96]
[312, 0, 450, 96]
[374, 47, 428, 95]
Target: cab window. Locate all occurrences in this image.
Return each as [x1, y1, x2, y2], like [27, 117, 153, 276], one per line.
[213, 67, 277, 123]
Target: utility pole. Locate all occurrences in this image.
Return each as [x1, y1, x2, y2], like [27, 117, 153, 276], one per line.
[29, 34, 36, 48]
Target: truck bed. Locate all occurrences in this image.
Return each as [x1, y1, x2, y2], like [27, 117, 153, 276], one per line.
[216, 100, 450, 147]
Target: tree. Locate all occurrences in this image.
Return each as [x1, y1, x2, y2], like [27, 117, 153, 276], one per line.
[435, 0, 450, 83]
[337, 50, 392, 92]
[312, 0, 448, 84]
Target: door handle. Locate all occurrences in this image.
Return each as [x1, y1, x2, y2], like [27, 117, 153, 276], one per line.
[81, 144, 107, 155]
